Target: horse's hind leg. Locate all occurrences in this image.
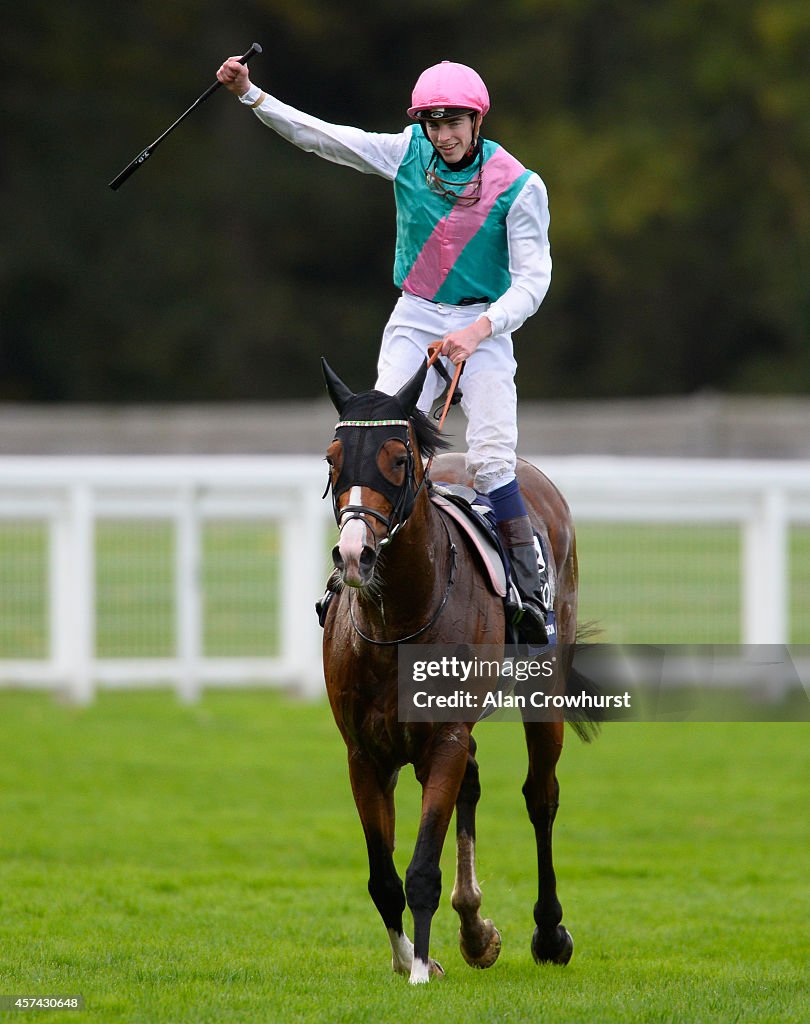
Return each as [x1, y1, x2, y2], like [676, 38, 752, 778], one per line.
[451, 736, 502, 969]
[522, 720, 574, 965]
[347, 752, 413, 976]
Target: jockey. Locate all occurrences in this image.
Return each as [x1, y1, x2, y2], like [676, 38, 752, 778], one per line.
[217, 58, 552, 644]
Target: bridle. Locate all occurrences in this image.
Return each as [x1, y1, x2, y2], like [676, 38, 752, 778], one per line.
[328, 418, 425, 551]
[324, 348, 463, 645]
[347, 514, 458, 647]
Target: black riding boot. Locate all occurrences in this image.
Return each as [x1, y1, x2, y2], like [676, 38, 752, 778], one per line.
[497, 516, 549, 645]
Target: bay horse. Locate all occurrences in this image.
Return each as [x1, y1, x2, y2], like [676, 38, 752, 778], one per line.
[320, 357, 593, 984]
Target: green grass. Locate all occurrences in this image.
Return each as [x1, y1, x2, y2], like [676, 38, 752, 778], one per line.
[0, 691, 807, 1023]
[0, 521, 288, 661]
[575, 524, 742, 644]
[0, 523, 48, 658]
[2, 520, 810, 660]
[1, 521, 810, 658]
[576, 522, 810, 645]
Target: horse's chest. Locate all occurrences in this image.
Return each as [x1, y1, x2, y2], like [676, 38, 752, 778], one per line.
[341, 701, 406, 764]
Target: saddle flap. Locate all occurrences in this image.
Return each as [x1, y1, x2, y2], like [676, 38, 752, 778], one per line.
[430, 492, 508, 597]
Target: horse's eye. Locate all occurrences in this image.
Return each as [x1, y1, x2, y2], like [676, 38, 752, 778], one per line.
[394, 455, 408, 469]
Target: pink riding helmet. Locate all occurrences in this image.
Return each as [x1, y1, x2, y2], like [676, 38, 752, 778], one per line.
[407, 61, 490, 119]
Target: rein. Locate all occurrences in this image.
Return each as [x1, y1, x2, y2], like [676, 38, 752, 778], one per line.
[426, 342, 463, 436]
[347, 514, 458, 646]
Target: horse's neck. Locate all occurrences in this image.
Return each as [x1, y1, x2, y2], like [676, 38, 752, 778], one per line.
[374, 487, 446, 608]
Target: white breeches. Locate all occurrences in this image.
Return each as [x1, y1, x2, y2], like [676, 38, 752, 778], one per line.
[375, 292, 518, 494]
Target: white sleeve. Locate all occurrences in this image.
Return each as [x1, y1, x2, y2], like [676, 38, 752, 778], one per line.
[482, 174, 552, 337]
[238, 84, 411, 181]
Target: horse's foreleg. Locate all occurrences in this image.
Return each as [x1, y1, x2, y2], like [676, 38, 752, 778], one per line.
[406, 727, 470, 984]
[522, 721, 574, 965]
[451, 735, 502, 969]
[347, 751, 412, 975]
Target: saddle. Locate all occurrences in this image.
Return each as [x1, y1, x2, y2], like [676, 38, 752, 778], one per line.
[429, 481, 557, 647]
[315, 481, 557, 647]
[429, 483, 508, 597]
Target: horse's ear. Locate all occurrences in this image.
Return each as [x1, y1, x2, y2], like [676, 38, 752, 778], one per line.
[321, 358, 355, 415]
[394, 359, 428, 415]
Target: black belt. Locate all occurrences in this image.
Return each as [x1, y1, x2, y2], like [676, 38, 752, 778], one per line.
[458, 296, 490, 306]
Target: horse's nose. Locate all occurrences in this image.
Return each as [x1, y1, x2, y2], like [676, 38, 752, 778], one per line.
[358, 544, 377, 577]
[332, 542, 377, 586]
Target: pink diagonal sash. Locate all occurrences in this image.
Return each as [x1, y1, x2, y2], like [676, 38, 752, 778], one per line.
[402, 147, 526, 300]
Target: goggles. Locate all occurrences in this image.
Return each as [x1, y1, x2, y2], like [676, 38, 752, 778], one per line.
[413, 106, 475, 121]
[424, 150, 482, 206]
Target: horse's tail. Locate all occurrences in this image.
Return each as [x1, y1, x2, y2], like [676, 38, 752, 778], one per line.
[564, 622, 604, 743]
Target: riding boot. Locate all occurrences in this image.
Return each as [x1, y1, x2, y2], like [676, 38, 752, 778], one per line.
[497, 516, 549, 645]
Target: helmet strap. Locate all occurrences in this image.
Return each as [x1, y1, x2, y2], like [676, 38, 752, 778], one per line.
[471, 111, 483, 147]
[450, 134, 482, 172]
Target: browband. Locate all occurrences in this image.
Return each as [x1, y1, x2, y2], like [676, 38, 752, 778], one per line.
[335, 419, 410, 429]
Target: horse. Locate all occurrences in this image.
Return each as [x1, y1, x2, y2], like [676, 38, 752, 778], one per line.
[319, 356, 594, 984]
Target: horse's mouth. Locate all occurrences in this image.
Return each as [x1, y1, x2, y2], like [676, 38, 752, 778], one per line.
[332, 561, 384, 601]
[339, 570, 377, 594]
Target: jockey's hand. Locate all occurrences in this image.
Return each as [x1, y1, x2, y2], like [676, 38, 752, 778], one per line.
[217, 57, 251, 96]
[440, 317, 492, 365]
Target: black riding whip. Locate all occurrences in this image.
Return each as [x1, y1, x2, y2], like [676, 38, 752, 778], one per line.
[108, 43, 262, 191]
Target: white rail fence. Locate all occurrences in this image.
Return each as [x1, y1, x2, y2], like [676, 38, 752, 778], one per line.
[0, 456, 808, 703]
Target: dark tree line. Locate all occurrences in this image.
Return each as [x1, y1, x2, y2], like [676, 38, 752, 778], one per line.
[2, 0, 808, 401]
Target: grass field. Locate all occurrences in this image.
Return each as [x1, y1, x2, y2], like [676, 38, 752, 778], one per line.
[0, 691, 807, 1023]
[1, 521, 810, 660]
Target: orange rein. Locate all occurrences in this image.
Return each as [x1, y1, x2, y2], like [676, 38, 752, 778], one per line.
[424, 343, 463, 476]
[426, 342, 464, 434]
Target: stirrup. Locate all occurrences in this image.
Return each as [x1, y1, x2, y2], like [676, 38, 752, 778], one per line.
[316, 572, 340, 627]
[315, 589, 334, 627]
[513, 603, 549, 646]
[505, 584, 549, 646]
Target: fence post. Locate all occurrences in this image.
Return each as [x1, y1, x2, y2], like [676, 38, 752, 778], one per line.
[280, 482, 330, 698]
[176, 486, 202, 702]
[50, 495, 72, 686]
[67, 482, 95, 704]
[742, 486, 788, 644]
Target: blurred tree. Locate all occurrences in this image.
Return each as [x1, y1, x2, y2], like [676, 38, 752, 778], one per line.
[1, 0, 808, 400]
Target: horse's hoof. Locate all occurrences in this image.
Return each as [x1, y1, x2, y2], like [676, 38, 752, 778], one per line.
[408, 957, 445, 984]
[531, 925, 573, 965]
[460, 919, 502, 969]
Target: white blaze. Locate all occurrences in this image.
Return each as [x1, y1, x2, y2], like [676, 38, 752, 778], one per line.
[338, 487, 370, 578]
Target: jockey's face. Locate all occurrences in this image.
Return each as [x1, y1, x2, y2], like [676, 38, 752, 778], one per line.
[424, 113, 475, 164]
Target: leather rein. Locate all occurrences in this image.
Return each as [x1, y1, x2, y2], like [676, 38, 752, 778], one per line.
[347, 513, 457, 646]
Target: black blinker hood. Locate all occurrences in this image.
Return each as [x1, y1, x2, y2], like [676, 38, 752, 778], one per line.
[332, 391, 413, 509]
